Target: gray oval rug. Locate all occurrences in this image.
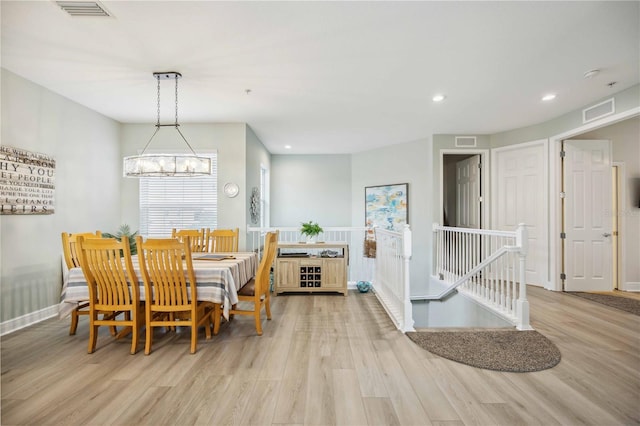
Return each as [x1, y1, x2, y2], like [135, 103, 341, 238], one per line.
[407, 330, 561, 372]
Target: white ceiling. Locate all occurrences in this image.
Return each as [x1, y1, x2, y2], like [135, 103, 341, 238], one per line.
[2, 1, 638, 154]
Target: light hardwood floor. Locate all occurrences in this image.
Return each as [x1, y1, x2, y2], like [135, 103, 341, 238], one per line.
[2, 287, 639, 425]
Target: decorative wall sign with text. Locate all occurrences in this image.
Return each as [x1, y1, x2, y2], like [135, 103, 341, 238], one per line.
[0, 145, 56, 215]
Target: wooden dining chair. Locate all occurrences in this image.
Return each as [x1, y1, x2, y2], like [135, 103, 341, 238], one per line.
[77, 236, 142, 354]
[229, 231, 278, 335]
[61, 230, 104, 335]
[171, 228, 208, 252]
[209, 228, 239, 253]
[136, 236, 215, 354]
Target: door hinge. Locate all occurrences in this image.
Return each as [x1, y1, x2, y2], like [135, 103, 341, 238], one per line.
[560, 273, 566, 280]
[478, 162, 482, 169]
[560, 150, 566, 158]
[560, 232, 566, 239]
[560, 192, 566, 199]
[613, 231, 619, 236]
[478, 196, 483, 202]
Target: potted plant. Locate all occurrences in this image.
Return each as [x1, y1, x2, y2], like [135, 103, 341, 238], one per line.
[103, 224, 138, 255]
[300, 221, 323, 243]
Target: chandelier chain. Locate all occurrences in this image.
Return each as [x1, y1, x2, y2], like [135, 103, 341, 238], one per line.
[175, 75, 179, 126]
[156, 75, 161, 127]
[123, 71, 211, 177]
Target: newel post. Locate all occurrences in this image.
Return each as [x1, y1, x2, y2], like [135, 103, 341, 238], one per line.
[515, 223, 532, 330]
[432, 223, 440, 279]
[402, 224, 415, 332]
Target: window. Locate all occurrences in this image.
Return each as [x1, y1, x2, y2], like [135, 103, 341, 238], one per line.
[139, 153, 217, 237]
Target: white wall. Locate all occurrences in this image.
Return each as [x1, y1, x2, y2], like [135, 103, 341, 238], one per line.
[1, 69, 121, 324]
[577, 117, 640, 288]
[351, 139, 432, 296]
[270, 154, 351, 227]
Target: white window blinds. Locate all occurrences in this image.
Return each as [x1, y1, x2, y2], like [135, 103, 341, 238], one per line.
[139, 153, 218, 237]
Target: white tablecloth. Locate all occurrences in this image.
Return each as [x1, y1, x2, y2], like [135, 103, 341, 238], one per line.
[59, 252, 257, 320]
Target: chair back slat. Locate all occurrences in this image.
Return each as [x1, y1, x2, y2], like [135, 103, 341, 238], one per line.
[78, 236, 138, 309]
[209, 228, 239, 253]
[255, 232, 278, 298]
[77, 235, 141, 354]
[62, 230, 102, 269]
[228, 231, 277, 335]
[137, 237, 196, 309]
[136, 235, 212, 354]
[172, 228, 208, 253]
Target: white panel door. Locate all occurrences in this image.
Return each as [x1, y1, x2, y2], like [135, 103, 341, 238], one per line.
[456, 155, 481, 229]
[564, 140, 612, 292]
[493, 142, 547, 286]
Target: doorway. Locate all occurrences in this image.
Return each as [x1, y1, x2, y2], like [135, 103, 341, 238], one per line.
[549, 108, 639, 292]
[441, 153, 482, 229]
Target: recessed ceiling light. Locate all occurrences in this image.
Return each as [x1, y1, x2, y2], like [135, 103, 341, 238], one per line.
[432, 94, 446, 102]
[542, 94, 556, 101]
[284, 145, 292, 150]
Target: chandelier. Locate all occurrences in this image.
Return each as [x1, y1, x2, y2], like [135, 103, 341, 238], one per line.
[123, 72, 212, 177]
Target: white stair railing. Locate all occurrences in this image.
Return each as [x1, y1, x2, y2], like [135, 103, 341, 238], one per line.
[416, 223, 531, 330]
[374, 225, 414, 332]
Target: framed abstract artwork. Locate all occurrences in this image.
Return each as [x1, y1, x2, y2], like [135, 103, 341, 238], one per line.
[365, 183, 408, 232]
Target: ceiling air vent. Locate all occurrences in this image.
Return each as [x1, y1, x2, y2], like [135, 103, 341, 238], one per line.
[583, 98, 615, 123]
[455, 136, 477, 148]
[56, 1, 110, 17]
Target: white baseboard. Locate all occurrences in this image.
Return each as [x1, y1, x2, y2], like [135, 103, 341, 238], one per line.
[1, 305, 59, 336]
[622, 282, 640, 292]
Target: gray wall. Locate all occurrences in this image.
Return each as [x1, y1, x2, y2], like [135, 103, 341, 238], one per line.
[351, 139, 432, 296]
[490, 85, 640, 148]
[430, 85, 640, 291]
[245, 125, 271, 228]
[270, 154, 351, 227]
[3, 68, 638, 328]
[1, 69, 121, 324]
[119, 122, 251, 249]
[2, 70, 265, 327]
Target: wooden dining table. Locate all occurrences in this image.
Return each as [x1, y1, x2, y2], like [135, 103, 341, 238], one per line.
[59, 252, 258, 321]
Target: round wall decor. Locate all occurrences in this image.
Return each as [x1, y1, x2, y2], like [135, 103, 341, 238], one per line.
[223, 182, 239, 198]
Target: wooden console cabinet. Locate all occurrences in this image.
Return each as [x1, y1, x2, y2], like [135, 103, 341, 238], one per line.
[274, 242, 349, 296]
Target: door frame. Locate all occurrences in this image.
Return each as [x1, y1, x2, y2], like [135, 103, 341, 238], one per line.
[612, 162, 626, 290]
[439, 149, 490, 229]
[549, 107, 639, 291]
